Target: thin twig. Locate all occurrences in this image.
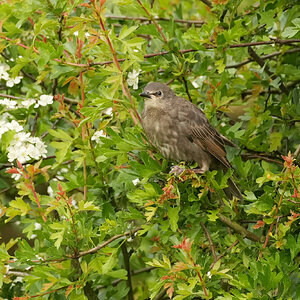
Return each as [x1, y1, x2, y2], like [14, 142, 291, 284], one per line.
[200, 222, 217, 262]
[78, 227, 141, 257]
[181, 77, 193, 102]
[294, 144, 300, 158]
[106, 15, 205, 26]
[136, 0, 168, 44]
[210, 240, 239, 269]
[53, 40, 300, 68]
[258, 183, 287, 260]
[32, 113, 39, 136]
[286, 198, 300, 205]
[199, 0, 212, 8]
[248, 46, 288, 94]
[226, 47, 300, 69]
[121, 243, 134, 300]
[241, 153, 283, 165]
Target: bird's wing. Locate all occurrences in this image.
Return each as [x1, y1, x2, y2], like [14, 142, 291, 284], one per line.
[177, 99, 232, 168]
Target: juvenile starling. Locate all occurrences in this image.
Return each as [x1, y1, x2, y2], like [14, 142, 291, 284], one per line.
[140, 82, 242, 199]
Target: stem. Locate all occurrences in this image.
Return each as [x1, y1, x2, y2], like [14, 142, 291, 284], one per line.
[78, 227, 141, 257]
[200, 222, 217, 262]
[258, 182, 287, 259]
[187, 252, 208, 297]
[121, 243, 134, 300]
[136, 0, 168, 44]
[92, 3, 141, 124]
[106, 15, 205, 26]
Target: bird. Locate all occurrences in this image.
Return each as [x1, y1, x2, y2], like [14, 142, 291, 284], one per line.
[140, 82, 242, 199]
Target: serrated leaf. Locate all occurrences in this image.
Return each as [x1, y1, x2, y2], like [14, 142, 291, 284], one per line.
[167, 206, 180, 232]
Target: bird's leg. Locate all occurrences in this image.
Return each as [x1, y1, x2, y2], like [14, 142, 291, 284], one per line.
[191, 168, 206, 174]
[190, 160, 209, 174]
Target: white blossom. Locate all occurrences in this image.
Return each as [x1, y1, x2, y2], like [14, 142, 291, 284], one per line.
[10, 120, 24, 132]
[0, 63, 10, 81]
[85, 32, 90, 38]
[6, 76, 23, 87]
[37, 94, 53, 107]
[47, 186, 54, 197]
[0, 98, 18, 109]
[132, 178, 140, 186]
[92, 130, 106, 143]
[11, 172, 21, 181]
[20, 98, 36, 108]
[102, 107, 113, 116]
[7, 132, 47, 164]
[71, 198, 78, 209]
[34, 223, 42, 230]
[73, 31, 79, 36]
[127, 69, 141, 90]
[0, 118, 23, 139]
[14, 277, 23, 283]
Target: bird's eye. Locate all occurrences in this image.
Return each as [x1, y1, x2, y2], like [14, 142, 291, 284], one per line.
[156, 91, 162, 96]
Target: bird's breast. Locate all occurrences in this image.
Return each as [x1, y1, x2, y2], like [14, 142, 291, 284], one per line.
[142, 108, 192, 162]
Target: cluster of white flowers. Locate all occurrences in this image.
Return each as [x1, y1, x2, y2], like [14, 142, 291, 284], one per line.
[0, 98, 18, 109]
[0, 63, 23, 87]
[7, 132, 47, 164]
[0, 95, 53, 110]
[91, 130, 106, 144]
[0, 117, 23, 139]
[127, 69, 141, 90]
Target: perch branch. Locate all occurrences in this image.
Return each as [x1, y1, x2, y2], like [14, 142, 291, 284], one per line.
[218, 214, 262, 243]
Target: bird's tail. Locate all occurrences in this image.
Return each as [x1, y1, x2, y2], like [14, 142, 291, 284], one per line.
[224, 177, 243, 200]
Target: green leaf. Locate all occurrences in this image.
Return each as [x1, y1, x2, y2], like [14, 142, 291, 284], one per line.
[48, 129, 74, 141]
[167, 206, 180, 232]
[118, 25, 139, 40]
[5, 197, 31, 222]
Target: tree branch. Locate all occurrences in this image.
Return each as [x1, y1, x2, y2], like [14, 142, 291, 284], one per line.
[106, 15, 205, 27]
[199, 0, 212, 8]
[248, 46, 288, 94]
[136, 0, 168, 44]
[226, 47, 300, 69]
[121, 243, 134, 300]
[210, 240, 239, 269]
[78, 227, 141, 257]
[200, 221, 217, 262]
[218, 214, 262, 243]
[52, 39, 300, 69]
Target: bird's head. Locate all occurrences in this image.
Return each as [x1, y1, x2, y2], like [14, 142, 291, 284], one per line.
[140, 82, 175, 103]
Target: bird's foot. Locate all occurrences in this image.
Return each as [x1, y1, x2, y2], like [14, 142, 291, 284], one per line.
[185, 167, 207, 174]
[191, 168, 206, 174]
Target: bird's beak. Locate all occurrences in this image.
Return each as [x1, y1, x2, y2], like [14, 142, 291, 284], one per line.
[139, 92, 151, 98]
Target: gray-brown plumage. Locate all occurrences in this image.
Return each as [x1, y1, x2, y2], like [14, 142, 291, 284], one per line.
[140, 82, 242, 199]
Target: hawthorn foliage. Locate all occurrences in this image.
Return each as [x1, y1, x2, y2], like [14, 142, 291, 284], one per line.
[0, 0, 300, 299]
